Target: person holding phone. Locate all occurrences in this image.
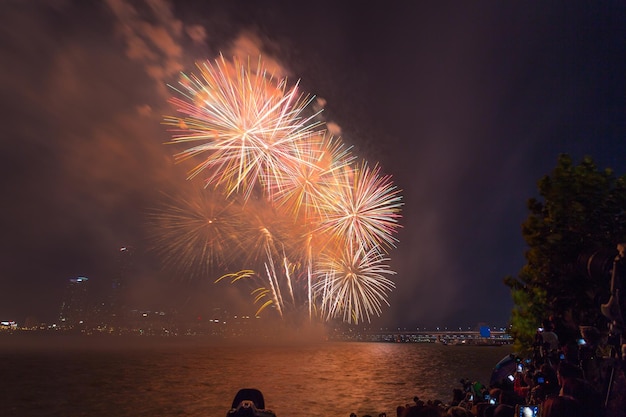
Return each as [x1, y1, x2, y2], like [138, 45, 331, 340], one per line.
[513, 369, 534, 402]
[488, 388, 502, 405]
[457, 392, 474, 411]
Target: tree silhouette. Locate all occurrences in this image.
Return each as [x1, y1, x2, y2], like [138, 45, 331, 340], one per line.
[505, 154, 626, 353]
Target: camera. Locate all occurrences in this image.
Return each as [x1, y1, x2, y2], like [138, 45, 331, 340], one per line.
[227, 389, 276, 417]
[515, 404, 540, 417]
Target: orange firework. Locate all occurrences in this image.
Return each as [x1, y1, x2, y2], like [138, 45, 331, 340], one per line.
[159, 55, 403, 324]
[163, 54, 324, 202]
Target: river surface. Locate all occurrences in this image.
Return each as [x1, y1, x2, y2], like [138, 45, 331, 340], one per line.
[0, 334, 513, 417]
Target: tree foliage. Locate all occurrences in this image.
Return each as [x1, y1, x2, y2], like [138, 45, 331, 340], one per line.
[505, 154, 626, 353]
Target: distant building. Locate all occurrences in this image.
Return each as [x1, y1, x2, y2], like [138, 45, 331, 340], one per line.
[0, 320, 17, 331]
[58, 276, 90, 329]
[107, 246, 134, 327]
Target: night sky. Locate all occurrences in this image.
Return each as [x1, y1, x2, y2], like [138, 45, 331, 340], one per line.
[1, 1, 624, 329]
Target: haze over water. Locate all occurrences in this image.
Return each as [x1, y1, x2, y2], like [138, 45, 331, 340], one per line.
[0, 335, 512, 417]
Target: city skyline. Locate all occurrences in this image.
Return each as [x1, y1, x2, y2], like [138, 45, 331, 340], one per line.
[6, 266, 509, 331]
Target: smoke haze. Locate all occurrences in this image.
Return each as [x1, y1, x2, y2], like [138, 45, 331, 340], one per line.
[1, 1, 624, 329]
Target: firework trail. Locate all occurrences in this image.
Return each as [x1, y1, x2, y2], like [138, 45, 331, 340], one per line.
[215, 270, 276, 316]
[158, 55, 403, 324]
[234, 201, 306, 316]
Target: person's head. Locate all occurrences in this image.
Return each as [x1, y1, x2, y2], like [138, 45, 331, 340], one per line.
[446, 406, 471, 417]
[416, 405, 443, 417]
[542, 396, 580, 417]
[556, 361, 583, 385]
[492, 404, 514, 417]
[542, 320, 554, 332]
[451, 388, 464, 404]
[471, 402, 490, 417]
[401, 405, 420, 417]
[540, 362, 555, 375]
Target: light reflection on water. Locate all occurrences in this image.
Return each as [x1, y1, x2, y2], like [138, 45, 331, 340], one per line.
[0, 336, 512, 417]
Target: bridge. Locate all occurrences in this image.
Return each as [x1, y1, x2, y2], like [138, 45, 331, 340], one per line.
[332, 328, 513, 345]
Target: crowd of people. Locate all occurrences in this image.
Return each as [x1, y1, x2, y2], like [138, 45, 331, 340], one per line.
[388, 357, 607, 417]
[352, 323, 626, 417]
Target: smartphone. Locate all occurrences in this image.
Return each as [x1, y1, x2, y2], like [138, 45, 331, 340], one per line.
[517, 363, 523, 372]
[489, 398, 497, 405]
[559, 353, 565, 360]
[577, 338, 587, 346]
[516, 404, 540, 417]
[507, 374, 515, 382]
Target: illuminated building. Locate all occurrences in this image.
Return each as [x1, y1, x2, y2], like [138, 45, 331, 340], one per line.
[107, 245, 134, 327]
[58, 276, 90, 329]
[0, 320, 17, 331]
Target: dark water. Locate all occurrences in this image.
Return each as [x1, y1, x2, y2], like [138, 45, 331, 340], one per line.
[0, 335, 513, 417]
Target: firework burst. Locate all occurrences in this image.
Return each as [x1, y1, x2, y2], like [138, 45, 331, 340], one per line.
[146, 182, 242, 279]
[317, 161, 403, 253]
[157, 55, 403, 324]
[272, 133, 355, 223]
[163, 54, 324, 201]
[313, 244, 396, 324]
